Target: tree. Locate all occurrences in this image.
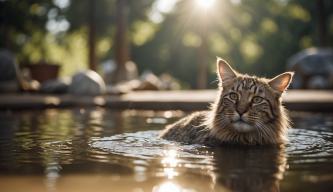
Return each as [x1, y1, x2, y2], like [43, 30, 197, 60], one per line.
[132, 0, 333, 88]
[114, 0, 130, 82]
[66, 0, 154, 80]
[0, 0, 58, 54]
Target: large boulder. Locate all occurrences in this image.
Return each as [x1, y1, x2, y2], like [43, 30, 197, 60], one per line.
[68, 70, 106, 95]
[0, 50, 19, 92]
[287, 48, 333, 89]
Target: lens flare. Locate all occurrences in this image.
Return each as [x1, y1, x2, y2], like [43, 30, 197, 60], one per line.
[195, 0, 216, 9]
[153, 182, 181, 192]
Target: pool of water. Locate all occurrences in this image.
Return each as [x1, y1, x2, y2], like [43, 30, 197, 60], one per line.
[0, 108, 332, 192]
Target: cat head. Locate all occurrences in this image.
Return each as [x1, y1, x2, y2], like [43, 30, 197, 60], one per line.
[210, 58, 294, 145]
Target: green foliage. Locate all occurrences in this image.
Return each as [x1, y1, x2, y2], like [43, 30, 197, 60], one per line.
[0, 0, 58, 55]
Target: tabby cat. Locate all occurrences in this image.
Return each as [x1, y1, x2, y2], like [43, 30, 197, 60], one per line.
[160, 58, 294, 145]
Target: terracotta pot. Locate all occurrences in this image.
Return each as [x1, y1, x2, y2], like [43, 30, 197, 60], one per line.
[28, 63, 60, 83]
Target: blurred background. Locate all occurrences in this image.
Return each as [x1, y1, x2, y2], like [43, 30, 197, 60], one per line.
[1, 0, 333, 90]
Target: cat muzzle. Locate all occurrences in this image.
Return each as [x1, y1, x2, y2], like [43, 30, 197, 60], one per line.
[232, 121, 255, 132]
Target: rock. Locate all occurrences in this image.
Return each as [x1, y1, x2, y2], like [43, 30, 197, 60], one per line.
[159, 73, 181, 90]
[0, 50, 17, 81]
[307, 76, 328, 89]
[124, 60, 139, 81]
[40, 78, 70, 94]
[0, 50, 19, 92]
[106, 79, 141, 94]
[0, 50, 43, 93]
[287, 48, 333, 89]
[134, 71, 161, 91]
[105, 71, 182, 94]
[102, 60, 139, 84]
[68, 70, 106, 95]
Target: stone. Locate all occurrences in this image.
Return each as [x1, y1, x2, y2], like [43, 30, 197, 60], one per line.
[159, 73, 181, 90]
[68, 70, 106, 95]
[287, 48, 333, 89]
[134, 71, 161, 91]
[102, 60, 139, 84]
[0, 50, 19, 93]
[0, 50, 17, 81]
[40, 78, 70, 94]
[105, 71, 182, 94]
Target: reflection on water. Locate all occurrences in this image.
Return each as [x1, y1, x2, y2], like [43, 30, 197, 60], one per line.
[214, 146, 286, 192]
[0, 109, 332, 192]
[89, 130, 285, 192]
[153, 181, 181, 192]
[161, 149, 179, 179]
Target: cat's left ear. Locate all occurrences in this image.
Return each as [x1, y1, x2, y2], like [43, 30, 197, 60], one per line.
[217, 57, 238, 82]
[268, 72, 294, 93]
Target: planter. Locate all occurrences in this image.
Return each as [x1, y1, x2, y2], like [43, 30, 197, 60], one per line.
[28, 63, 60, 83]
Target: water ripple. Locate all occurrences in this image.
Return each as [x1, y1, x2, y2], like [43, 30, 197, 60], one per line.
[89, 128, 333, 165]
[89, 131, 211, 160]
[287, 129, 333, 158]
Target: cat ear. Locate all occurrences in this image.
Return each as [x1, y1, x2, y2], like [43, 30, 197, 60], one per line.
[216, 57, 238, 82]
[268, 72, 294, 93]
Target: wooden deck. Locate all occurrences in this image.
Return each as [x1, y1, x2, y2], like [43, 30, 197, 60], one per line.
[0, 90, 332, 112]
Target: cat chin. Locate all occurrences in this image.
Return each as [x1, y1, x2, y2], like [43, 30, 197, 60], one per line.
[232, 122, 255, 133]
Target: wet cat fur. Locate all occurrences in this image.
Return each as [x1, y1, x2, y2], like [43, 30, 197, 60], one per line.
[160, 58, 293, 145]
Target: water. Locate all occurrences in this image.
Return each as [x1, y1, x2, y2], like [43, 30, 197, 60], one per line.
[0, 109, 332, 192]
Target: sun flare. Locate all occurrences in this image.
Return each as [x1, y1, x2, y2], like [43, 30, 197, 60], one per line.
[195, 0, 216, 9]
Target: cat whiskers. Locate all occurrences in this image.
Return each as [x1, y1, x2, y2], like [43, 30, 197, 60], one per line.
[214, 116, 229, 129]
[246, 115, 271, 139]
[255, 121, 275, 140]
[255, 121, 269, 138]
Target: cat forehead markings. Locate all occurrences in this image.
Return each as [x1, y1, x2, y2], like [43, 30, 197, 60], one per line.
[229, 76, 266, 96]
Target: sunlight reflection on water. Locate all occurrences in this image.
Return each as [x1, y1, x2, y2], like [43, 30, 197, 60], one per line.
[87, 125, 333, 191]
[152, 181, 182, 192]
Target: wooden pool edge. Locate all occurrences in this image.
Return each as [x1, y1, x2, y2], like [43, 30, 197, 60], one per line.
[0, 90, 332, 112]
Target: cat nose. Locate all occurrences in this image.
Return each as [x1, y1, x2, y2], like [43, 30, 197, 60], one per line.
[236, 103, 249, 115]
[236, 109, 246, 116]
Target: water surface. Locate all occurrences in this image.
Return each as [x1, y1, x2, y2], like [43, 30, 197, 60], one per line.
[0, 109, 332, 192]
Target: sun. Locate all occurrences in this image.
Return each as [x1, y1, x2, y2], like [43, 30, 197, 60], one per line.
[195, 0, 216, 9]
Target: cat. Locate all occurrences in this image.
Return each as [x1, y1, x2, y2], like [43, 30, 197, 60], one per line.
[160, 58, 294, 145]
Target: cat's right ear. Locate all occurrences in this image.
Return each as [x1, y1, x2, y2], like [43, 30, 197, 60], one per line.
[216, 57, 238, 83]
[268, 72, 294, 94]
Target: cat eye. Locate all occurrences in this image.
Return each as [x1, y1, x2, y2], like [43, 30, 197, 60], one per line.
[229, 92, 238, 100]
[252, 96, 264, 104]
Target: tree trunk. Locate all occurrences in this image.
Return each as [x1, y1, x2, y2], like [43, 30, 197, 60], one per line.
[114, 0, 130, 82]
[197, 36, 208, 89]
[316, 0, 327, 47]
[197, 22, 208, 89]
[88, 0, 97, 71]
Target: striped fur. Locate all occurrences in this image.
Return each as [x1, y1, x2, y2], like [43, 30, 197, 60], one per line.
[160, 58, 293, 145]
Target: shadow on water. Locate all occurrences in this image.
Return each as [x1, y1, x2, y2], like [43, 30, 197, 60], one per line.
[0, 109, 332, 191]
